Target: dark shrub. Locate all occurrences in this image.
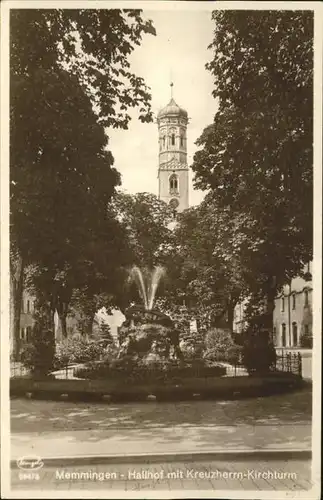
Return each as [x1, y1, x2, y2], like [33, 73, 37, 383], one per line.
[21, 323, 55, 377]
[241, 329, 276, 375]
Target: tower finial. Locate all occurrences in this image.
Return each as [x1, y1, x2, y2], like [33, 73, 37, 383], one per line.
[170, 81, 174, 99]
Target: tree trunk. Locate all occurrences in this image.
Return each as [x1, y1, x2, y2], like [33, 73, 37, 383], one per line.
[264, 278, 276, 334]
[60, 313, 68, 338]
[227, 302, 235, 332]
[56, 294, 71, 338]
[82, 314, 94, 338]
[10, 255, 25, 361]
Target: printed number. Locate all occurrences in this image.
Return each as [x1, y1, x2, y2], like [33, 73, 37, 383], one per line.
[19, 472, 40, 481]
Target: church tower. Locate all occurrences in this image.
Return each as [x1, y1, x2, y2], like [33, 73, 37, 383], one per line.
[157, 84, 189, 213]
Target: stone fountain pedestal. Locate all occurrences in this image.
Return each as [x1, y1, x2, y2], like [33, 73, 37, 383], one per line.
[117, 305, 183, 363]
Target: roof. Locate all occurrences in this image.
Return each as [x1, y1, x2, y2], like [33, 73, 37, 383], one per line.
[157, 98, 188, 119]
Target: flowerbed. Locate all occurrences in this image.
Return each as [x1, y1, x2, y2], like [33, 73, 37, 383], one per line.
[73, 361, 226, 384]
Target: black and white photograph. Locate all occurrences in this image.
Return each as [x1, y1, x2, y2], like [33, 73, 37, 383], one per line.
[1, 1, 322, 498]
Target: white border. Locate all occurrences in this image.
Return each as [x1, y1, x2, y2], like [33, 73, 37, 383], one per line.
[1, 1, 322, 499]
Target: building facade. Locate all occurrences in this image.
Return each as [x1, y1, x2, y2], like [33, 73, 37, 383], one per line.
[19, 291, 35, 346]
[157, 85, 189, 214]
[233, 262, 313, 349]
[273, 262, 312, 348]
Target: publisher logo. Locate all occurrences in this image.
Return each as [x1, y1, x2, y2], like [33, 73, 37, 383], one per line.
[17, 456, 44, 471]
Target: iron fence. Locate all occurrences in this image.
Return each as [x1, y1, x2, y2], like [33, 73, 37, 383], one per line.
[10, 354, 302, 380]
[275, 351, 302, 376]
[10, 362, 30, 378]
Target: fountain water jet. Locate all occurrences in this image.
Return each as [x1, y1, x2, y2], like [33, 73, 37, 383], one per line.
[130, 266, 165, 311]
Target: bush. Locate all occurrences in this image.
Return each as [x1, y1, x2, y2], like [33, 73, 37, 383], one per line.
[20, 323, 55, 377]
[179, 328, 205, 361]
[54, 336, 106, 369]
[300, 333, 313, 348]
[74, 356, 226, 383]
[203, 328, 242, 364]
[241, 329, 276, 375]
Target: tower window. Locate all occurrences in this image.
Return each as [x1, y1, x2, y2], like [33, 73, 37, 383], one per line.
[169, 174, 179, 194]
[163, 136, 166, 148]
[292, 294, 296, 310]
[180, 135, 184, 147]
[171, 133, 175, 146]
[27, 300, 30, 313]
[281, 297, 285, 312]
[304, 290, 309, 307]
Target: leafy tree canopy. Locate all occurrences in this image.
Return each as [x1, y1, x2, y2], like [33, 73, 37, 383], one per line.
[192, 11, 313, 307]
[11, 8, 156, 128]
[112, 192, 174, 269]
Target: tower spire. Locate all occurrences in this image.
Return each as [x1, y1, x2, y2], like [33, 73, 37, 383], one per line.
[170, 81, 174, 99]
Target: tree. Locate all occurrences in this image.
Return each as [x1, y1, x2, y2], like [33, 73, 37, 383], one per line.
[164, 193, 246, 331]
[112, 192, 174, 268]
[110, 192, 174, 309]
[11, 69, 122, 345]
[11, 9, 156, 128]
[10, 9, 156, 357]
[192, 11, 313, 326]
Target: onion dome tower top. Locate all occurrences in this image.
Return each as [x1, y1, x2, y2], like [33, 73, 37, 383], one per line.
[157, 83, 188, 121]
[157, 98, 188, 120]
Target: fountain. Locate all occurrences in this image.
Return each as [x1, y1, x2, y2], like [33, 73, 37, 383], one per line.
[118, 266, 183, 362]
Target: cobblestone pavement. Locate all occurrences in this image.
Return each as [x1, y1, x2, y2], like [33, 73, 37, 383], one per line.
[11, 458, 313, 492]
[11, 386, 312, 433]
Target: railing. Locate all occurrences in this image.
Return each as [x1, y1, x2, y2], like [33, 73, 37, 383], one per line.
[275, 351, 302, 377]
[11, 354, 302, 380]
[10, 362, 30, 378]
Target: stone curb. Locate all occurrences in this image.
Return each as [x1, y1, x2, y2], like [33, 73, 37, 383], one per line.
[11, 449, 312, 468]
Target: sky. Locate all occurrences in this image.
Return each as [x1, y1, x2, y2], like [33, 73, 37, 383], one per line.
[107, 9, 218, 207]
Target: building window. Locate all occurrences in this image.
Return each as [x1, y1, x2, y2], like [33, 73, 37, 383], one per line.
[27, 300, 30, 313]
[171, 133, 175, 146]
[169, 174, 179, 195]
[26, 326, 32, 342]
[292, 322, 298, 347]
[281, 297, 285, 312]
[281, 323, 286, 347]
[281, 324, 286, 346]
[21, 300, 24, 313]
[304, 290, 309, 307]
[20, 328, 25, 340]
[292, 294, 296, 310]
[180, 135, 184, 147]
[304, 324, 309, 335]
